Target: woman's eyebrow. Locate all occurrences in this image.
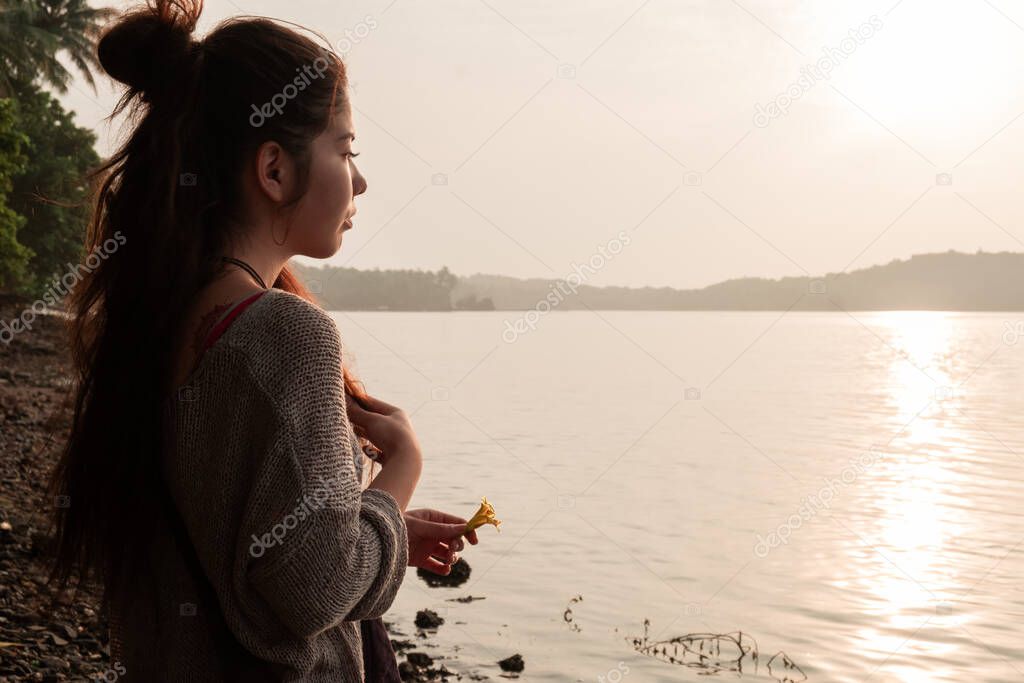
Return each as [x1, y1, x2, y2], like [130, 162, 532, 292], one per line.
[337, 133, 355, 141]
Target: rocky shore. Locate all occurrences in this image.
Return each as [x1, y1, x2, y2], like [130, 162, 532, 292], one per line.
[0, 296, 471, 681]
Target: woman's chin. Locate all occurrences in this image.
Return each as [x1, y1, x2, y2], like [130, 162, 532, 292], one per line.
[302, 240, 342, 260]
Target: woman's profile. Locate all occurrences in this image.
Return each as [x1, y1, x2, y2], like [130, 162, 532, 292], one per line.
[45, 0, 479, 679]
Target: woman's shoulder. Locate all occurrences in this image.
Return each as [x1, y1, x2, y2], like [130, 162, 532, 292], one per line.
[221, 287, 344, 371]
[225, 288, 339, 339]
[166, 289, 345, 417]
[213, 288, 346, 424]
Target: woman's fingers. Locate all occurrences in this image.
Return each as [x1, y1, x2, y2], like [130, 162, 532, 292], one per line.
[345, 394, 369, 420]
[420, 556, 451, 575]
[406, 509, 481, 552]
[431, 516, 477, 545]
[345, 396, 382, 432]
[437, 521, 472, 542]
[430, 541, 458, 563]
[409, 513, 470, 538]
[432, 511, 468, 526]
[356, 393, 402, 416]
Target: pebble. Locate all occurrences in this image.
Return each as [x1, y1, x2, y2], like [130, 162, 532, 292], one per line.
[407, 651, 433, 667]
[0, 304, 113, 680]
[415, 609, 445, 629]
[498, 653, 525, 672]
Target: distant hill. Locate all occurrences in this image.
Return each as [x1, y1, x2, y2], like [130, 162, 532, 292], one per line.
[295, 251, 1024, 312]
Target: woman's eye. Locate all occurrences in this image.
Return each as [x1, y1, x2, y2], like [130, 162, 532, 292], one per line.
[347, 152, 361, 159]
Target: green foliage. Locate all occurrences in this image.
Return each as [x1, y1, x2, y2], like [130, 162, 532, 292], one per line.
[0, 0, 112, 294]
[7, 82, 98, 295]
[0, 0, 116, 96]
[0, 97, 32, 292]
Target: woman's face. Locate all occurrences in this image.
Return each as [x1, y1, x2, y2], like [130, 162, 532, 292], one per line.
[288, 104, 367, 258]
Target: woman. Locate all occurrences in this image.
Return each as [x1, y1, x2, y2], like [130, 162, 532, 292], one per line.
[46, 0, 478, 679]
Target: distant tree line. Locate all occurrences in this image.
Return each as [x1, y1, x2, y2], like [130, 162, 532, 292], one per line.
[445, 251, 1024, 312]
[291, 262, 495, 311]
[294, 251, 1024, 312]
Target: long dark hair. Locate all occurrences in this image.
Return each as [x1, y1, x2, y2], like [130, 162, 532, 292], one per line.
[46, 0, 376, 606]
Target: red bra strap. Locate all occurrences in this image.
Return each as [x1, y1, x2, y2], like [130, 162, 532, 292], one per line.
[201, 290, 268, 354]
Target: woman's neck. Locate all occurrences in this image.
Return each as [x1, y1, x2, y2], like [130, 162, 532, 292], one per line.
[222, 247, 290, 289]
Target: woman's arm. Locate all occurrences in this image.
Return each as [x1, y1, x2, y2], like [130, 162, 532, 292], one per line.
[346, 393, 423, 511]
[367, 452, 422, 511]
[238, 296, 410, 636]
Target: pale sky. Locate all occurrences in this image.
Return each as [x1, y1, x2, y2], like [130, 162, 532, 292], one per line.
[60, 0, 1024, 289]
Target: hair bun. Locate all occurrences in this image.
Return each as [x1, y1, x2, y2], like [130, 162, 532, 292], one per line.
[97, 1, 203, 101]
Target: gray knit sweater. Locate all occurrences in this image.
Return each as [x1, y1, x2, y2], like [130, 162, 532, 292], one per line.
[109, 287, 409, 681]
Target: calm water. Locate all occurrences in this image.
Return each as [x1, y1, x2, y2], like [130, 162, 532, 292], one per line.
[328, 310, 1024, 682]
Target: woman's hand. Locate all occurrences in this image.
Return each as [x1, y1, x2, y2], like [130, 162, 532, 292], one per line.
[345, 393, 422, 465]
[405, 508, 480, 575]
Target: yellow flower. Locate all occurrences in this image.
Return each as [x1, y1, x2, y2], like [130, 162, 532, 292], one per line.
[465, 496, 501, 534]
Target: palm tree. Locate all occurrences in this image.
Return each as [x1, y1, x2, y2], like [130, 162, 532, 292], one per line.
[0, 0, 116, 96]
[0, 1, 50, 93]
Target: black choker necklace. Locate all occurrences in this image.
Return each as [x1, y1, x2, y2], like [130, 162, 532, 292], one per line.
[221, 256, 268, 289]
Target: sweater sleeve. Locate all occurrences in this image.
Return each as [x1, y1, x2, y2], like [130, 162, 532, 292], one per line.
[241, 295, 408, 638]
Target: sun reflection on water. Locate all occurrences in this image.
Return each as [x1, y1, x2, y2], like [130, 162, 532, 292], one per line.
[846, 312, 974, 682]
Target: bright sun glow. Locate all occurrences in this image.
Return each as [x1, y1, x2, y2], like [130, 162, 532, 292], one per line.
[835, 0, 1021, 134]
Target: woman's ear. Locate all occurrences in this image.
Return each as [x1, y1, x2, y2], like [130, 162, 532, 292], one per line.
[254, 140, 292, 203]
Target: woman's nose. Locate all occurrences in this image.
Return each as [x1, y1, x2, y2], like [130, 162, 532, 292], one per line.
[353, 165, 368, 196]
